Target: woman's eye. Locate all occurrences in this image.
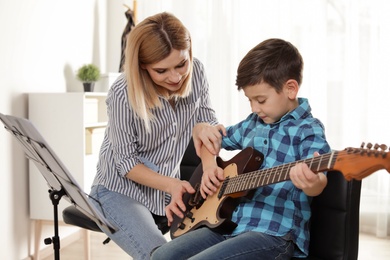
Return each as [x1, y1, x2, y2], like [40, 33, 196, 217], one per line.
[177, 62, 186, 68]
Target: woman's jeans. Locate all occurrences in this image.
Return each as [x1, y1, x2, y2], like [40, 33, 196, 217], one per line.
[89, 185, 167, 260]
[151, 227, 294, 260]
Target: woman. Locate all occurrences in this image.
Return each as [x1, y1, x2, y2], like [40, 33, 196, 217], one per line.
[89, 12, 221, 259]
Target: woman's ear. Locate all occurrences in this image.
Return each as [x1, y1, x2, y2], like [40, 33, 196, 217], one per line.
[284, 79, 299, 99]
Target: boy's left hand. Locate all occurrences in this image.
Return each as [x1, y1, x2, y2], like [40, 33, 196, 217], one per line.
[289, 152, 328, 196]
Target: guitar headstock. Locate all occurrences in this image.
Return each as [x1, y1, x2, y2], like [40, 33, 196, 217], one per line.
[334, 142, 390, 181]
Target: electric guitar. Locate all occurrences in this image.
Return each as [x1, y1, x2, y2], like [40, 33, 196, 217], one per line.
[170, 142, 390, 239]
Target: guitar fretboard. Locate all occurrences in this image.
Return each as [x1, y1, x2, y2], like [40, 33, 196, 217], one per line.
[221, 150, 338, 195]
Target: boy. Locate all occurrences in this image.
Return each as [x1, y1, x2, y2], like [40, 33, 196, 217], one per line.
[152, 38, 330, 259]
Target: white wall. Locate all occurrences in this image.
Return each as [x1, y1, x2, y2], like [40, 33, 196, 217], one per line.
[0, 0, 126, 258]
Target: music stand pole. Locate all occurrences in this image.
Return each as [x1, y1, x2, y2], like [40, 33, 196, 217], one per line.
[0, 113, 118, 260]
[44, 188, 66, 260]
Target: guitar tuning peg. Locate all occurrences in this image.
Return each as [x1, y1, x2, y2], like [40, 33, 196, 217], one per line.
[374, 143, 380, 150]
[360, 142, 365, 148]
[380, 144, 388, 151]
[366, 142, 373, 149]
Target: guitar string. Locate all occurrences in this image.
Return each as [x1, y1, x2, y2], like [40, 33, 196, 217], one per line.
[223, 148, 388, 195]
[224, 152, 335, 194]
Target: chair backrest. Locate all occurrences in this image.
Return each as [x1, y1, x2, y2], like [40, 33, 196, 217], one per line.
[307, 171, 362, 260]
[180, 139, 201, 181]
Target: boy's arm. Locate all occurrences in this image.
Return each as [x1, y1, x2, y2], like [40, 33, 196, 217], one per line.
[198, 144, 225, 198]
[193, 123, 226, 157]
[289, 152, 328, 196]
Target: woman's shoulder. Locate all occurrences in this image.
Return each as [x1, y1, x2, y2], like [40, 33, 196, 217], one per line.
[109, 73, 127, 93]
[107, 73, 128, 102]
[191, 57, 206, 85]
[192, 57, 205, 71]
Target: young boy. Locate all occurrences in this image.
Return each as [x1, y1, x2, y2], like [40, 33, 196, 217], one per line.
[151, 38, 331, 259]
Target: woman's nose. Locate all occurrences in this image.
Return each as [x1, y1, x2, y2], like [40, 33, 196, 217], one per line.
[168, 70, 181, 83]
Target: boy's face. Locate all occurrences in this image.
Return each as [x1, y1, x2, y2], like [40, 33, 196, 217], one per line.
[243, 81, 298, 124]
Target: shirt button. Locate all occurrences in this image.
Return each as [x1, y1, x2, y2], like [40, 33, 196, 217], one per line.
[263, 140, 268, 145]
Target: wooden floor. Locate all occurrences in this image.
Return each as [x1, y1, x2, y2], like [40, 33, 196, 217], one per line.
[42, 232, 390, 260]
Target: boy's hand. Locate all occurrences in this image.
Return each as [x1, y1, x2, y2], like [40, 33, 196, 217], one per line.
[200, 165, 225, 198]
[289, 152, 328, 196]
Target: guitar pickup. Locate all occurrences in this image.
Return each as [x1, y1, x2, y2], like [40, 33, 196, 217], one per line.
[189, 183, 204, 208]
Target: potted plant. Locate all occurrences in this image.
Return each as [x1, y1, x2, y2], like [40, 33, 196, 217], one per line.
[76, 64, 101, 92]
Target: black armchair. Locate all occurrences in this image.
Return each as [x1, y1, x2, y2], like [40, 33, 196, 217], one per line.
[299, 171, 362, 260]
[63, 144, 362, 260]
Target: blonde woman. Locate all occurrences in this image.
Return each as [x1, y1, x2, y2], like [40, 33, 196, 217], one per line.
[89, 12, 222, 259]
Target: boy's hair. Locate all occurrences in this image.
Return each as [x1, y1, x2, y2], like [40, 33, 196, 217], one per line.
[124, 12, 193, 130]
[236, 38, 303, 93]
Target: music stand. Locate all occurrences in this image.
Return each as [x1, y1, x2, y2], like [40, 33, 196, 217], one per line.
[0, 113, 117, 260]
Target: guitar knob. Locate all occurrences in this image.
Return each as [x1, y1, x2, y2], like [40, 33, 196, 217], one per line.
[178, 223, 186, 230]
[186, 212, 193, 219]
[186, 212, 195, 222]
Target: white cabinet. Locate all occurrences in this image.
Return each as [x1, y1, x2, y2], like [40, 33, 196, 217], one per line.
[28, 92, 107, 220]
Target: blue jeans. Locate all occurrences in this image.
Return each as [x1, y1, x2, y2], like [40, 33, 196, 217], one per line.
[151, 227, 294, 260]
[89, 185, 167, 260]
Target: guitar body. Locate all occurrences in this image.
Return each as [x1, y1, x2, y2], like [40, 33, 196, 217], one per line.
[170, 142, 390, 239]
[170, 147, 264, 239]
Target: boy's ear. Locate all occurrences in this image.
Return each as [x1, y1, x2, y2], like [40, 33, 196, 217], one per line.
[284, 79, 299, 99]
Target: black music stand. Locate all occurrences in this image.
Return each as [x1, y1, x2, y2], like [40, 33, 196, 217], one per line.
[0, 113, 117, 260]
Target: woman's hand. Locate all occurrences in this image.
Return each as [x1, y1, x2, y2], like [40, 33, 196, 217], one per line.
[193, 123, 226, 157]
[165, 179, 195, 226]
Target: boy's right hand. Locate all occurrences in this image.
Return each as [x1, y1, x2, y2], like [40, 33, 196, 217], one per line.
[200, 164, 225, 198]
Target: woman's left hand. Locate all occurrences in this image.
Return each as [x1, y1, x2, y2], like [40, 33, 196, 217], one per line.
[165, 179, 195, 226]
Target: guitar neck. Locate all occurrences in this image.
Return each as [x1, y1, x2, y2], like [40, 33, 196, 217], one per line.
[222, 150, 338, 195]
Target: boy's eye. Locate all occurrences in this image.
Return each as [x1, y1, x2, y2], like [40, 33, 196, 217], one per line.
[257, 99, 265, 104]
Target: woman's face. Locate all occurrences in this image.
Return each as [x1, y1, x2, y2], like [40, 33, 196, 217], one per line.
[143, 49, 190, 94]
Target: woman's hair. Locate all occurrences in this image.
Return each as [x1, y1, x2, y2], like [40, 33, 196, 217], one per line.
[124, 12, 193, 130]
[236, 38, 303, 93]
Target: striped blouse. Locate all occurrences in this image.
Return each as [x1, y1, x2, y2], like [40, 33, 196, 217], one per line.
[92, 58, 218, 216]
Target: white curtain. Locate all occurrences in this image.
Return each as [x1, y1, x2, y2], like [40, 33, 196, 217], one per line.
[134, 0, 390, 237]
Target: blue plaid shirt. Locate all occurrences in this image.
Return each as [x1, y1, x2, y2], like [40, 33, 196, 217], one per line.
[222, 98, 330, 257]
